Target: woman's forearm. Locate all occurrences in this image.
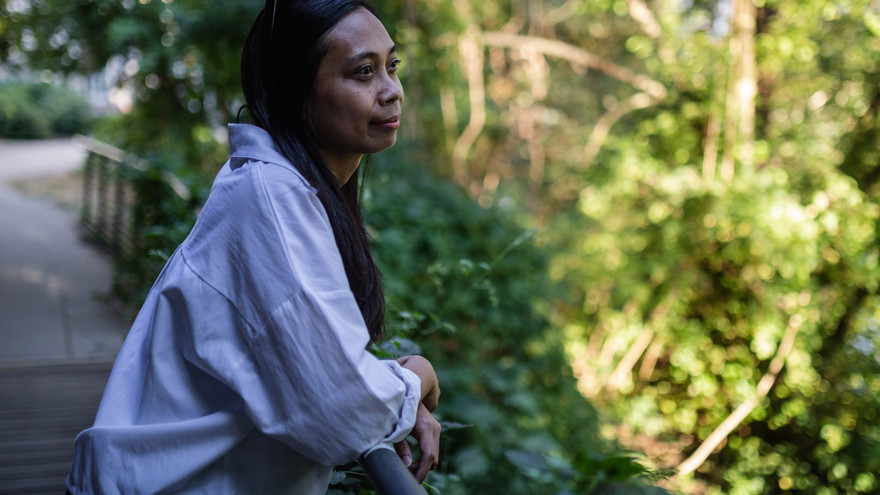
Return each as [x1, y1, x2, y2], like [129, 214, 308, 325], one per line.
[397, 355, 440, 411]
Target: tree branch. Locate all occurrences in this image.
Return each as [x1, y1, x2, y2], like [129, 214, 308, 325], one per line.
[581, 92, 659, 168]
[720, 0, 757, 183]
[702, 114, 721, 182]
[676, 313, 803, 477]
[451, 31, 487, 189]
[480, 31, 667, 99]
[606, 327, 654, 392]
[639, 337, 664, 381]
[627, 0, 662, 40]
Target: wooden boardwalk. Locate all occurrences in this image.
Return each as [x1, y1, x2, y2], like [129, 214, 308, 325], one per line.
[0, 361, 112, 495]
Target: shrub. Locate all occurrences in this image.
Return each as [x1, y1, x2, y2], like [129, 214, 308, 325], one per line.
[0, 81, 94, 138]
[358, 148, 668, 494]
[0, 83, 52, 138]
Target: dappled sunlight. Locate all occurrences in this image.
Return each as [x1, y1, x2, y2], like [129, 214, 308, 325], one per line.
[0, 263, 67, 297]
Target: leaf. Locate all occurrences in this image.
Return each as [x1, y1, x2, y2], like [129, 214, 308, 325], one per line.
[440, 420, 473, 431]
[573, 449, 650, 482]
[503, 449, 552, 478]
[328, 471, 347, 485]
[376, 336, 422, 358]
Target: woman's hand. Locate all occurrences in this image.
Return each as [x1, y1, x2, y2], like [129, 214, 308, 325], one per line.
[394, 403, 441, 484]
[397, 355, 440, 411]
[395, 355, 441, 482]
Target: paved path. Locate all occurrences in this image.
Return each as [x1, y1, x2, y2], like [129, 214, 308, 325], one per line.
[0, 138, 127, 494]
[0, 138, 127, 364]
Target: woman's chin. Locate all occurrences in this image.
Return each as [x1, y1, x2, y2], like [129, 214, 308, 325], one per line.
[365, 135, 398, 154]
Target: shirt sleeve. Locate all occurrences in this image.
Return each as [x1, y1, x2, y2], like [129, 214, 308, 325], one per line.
[237, 289, 422, 466]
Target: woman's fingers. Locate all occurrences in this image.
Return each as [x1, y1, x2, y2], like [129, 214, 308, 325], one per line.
[410, 403, 441, 483]
[394, 439, 413, 467]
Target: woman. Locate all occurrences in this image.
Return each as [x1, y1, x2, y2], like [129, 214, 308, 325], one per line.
[65, 1, 441, 493]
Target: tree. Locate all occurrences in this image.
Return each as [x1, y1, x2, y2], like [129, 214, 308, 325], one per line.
[381, 0, 880, 492]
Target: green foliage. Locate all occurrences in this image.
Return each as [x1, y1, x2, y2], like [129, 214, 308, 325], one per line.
[2, 0, 250, 176]
[362, 153, 668, 494]
[537, 1, 880, 493]
[373, 0, 880, 492]
[0, 81, 93, 138]
[0, 82, 50, 138]
[554, 150, 880, 493]
[111, 168, 199, 305]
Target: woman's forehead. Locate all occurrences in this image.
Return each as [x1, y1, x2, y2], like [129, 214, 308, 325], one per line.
[322, 8, 395, 59]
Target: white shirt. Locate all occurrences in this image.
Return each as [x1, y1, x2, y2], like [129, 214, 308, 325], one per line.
[66, 124, 421, 494]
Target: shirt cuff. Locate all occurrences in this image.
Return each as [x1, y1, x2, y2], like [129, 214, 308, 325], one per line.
[378, 361, 421, 445]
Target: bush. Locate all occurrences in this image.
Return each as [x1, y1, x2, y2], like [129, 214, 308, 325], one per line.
[357, 149, 669, 494]
[0, 81, 94, 138]
[0, 83, 52, 138]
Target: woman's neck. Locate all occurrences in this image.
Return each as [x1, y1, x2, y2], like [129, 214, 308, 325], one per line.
[319, 146, 362, 186]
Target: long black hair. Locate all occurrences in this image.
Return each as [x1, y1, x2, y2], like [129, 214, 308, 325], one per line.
[241, 0, 385, 342]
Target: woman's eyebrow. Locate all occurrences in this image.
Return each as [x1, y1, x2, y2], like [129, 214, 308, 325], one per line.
[346, 44, 398, 65]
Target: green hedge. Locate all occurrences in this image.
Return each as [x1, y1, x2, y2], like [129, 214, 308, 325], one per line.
[357, 149, 669, 494]
[0, 81, 94, 138]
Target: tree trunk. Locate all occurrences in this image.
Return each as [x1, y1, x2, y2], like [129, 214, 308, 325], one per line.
[720, 0, 757, 183]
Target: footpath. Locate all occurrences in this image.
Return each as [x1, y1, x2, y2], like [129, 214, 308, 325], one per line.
[0, 138, 128, 494]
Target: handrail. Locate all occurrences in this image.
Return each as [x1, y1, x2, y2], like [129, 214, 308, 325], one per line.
[75, 134, 191, 201]
[76, 134, 192, 257]
[359, 447, 428, 495]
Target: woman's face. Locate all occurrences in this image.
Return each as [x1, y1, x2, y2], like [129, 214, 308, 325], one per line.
[309, 8, 403, 177]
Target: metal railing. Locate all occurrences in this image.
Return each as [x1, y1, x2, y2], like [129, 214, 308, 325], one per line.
[78, 136, 137, 256]
[359, 447, 429, 495]
[77, 135, 191, 257]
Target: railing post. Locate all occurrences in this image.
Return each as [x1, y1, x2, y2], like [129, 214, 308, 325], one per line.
[111, 160, 127, 255]
[81, 152, 95, 234]
[96, 155, 109, 240]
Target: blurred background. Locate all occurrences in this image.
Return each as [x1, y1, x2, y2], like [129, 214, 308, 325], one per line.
[2, 0, 880, 493]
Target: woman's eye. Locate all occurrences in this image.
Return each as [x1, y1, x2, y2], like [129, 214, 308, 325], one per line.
[356, 65, 374, 76]
[389, 59, 402, 72]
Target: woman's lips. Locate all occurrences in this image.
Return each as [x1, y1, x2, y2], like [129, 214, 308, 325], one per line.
[372, 116, 400, 130]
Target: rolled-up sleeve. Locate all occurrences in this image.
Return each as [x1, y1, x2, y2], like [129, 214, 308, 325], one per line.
[234, 288, 421, 466]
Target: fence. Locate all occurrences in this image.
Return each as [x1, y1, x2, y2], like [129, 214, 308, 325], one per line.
[78, 135, 190, 258]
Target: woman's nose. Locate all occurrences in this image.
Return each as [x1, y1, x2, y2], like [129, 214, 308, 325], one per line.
[381, 75, 403, 105]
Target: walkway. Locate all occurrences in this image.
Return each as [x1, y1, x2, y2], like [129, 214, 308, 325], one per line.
[0, 138, 127, 494]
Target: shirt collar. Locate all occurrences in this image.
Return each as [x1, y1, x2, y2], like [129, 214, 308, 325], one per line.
[227, 123, 288, 167]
